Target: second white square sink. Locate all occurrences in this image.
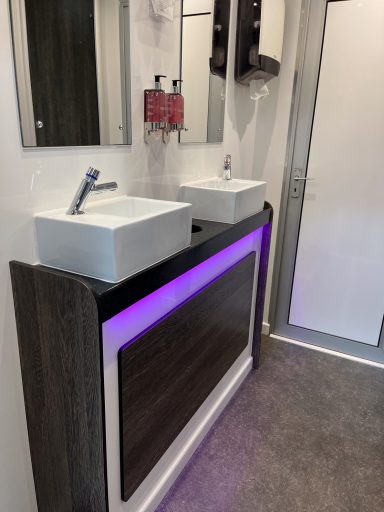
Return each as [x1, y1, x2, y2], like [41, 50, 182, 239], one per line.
[35, 196, 192, 282]
[179, 178, 267, 224]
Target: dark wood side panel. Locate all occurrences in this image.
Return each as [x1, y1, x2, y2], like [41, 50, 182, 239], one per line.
[119, 253, 256, 501]
[252, 220, 273, 369]
[10, 263, 107, 512]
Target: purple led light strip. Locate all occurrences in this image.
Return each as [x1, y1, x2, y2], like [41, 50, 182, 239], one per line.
[102, 229, 263, 357]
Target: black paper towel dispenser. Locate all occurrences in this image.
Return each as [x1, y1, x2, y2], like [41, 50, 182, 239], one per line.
[235, 0, 285, 85]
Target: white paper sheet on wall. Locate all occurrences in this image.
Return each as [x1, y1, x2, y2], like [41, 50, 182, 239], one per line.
[150, 0, 175, 22]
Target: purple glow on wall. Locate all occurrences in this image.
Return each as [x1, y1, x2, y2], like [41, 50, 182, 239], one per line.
[102, 229, 263, 363]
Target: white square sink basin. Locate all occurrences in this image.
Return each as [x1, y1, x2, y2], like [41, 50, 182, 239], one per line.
[35, 196, 192, 282]
[179, 178, 267, 224]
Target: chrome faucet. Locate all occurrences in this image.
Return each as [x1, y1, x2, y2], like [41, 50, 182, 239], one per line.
[67, 167, 118, 215]
[223, 154, 232, 180]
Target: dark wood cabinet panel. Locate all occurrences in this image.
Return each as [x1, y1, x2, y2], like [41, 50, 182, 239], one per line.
[119, 253, 256, 501]
[252, 220, 273, 368]
[10, 263, 107, 512]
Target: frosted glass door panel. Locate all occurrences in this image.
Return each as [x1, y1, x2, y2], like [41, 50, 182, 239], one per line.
[289, 0, 384, 346]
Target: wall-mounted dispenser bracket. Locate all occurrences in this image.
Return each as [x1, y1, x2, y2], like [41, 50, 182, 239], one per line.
[162, 128, 170, 144]
[162, 79, 188, 143]
[162, 126, 188, 144]
[144, 75, 167, 144]
[144, 122, 163, 143]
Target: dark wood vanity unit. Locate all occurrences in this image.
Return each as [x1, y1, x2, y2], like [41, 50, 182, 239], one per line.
[10, 204, 272, 512]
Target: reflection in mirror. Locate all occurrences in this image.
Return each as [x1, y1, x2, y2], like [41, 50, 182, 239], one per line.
[10, 0, 132, 147]
[180, 0, 230, 144]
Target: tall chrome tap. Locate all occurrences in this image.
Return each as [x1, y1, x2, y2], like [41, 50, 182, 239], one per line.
[223, 154, 232, 180]
[67, 167, 118, 215]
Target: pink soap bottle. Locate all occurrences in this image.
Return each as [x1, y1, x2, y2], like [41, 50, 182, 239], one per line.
[144, 75, 167, 132]
[167, 79, 184, 131]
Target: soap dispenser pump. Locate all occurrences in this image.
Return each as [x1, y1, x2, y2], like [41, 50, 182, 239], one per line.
[167, 79, 184, 132]
[144, 75, 167, 143]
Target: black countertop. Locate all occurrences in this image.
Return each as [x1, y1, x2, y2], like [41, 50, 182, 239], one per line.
[32, 203, 272, 322]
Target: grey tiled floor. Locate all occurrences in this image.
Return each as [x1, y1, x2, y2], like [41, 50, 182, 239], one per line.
[156, 338, 384, 512]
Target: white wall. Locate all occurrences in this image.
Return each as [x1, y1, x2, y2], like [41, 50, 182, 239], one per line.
[251, 0, 302, 325]
[0, 0, 301, 509]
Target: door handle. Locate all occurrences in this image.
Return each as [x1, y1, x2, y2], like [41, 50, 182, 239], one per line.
[291, 169, 315, 198]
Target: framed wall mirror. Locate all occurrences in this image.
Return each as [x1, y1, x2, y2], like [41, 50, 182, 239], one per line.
[9, 0, 132, 148]
[180, 0, 230, 144]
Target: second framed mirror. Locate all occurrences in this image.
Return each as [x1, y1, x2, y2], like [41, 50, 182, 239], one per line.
[180, 0, 230, 144]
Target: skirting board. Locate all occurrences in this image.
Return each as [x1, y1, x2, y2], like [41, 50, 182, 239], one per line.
[117, 353, 253, 512]
[269, 334, 384, 370]
[262, 322, 270, 335]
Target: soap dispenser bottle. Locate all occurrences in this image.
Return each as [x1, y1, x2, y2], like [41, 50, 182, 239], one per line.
[144, 75, 167, 142]
[167, 79, 184, 132]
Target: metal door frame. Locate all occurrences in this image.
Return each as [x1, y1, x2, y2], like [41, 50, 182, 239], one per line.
[120, 0, 132, 145]
[270, 0, 384, 363]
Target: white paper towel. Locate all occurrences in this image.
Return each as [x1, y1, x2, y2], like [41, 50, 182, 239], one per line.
[150, 0, 175, 22]
[250, 79, 270, 101]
